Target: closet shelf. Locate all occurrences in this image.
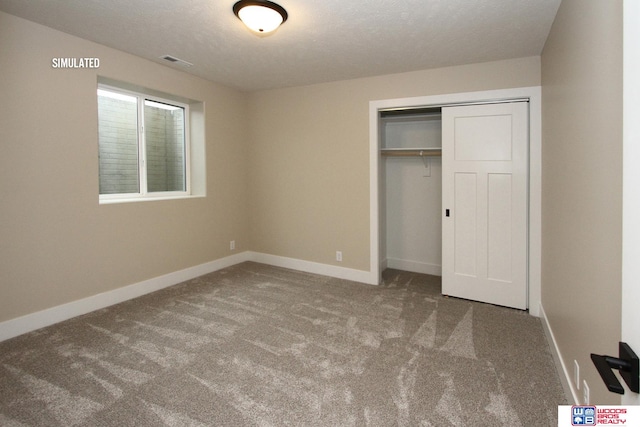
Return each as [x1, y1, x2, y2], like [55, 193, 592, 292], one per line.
[380, 148, 441, 157]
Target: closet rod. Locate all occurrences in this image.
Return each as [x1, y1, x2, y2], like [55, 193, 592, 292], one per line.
[381, 149, 441, 157]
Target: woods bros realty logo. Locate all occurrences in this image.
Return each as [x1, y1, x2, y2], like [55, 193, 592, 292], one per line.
[559, 405, 639, 426]
[51, 57, 100, 68]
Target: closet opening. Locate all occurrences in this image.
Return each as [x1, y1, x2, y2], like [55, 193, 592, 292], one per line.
[379, 107, 443, 277]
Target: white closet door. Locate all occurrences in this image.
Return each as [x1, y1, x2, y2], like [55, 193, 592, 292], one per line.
[442, 102, 528, 309]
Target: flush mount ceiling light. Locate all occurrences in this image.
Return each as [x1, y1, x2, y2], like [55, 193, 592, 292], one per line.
[233, 0, 288, 35]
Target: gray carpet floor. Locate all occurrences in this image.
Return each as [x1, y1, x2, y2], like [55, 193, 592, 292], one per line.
[0, 262, 566, 426]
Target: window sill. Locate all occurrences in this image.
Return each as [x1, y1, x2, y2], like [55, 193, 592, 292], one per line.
[99, 194, 205, 205]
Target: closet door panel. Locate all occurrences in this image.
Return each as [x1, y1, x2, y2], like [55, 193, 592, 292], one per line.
[487, 173, 512, 282]
[453, 172, 477, 277]
[454, 114, 513, 161]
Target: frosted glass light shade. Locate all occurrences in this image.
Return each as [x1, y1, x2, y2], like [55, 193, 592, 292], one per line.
[233, 1, 288, 34]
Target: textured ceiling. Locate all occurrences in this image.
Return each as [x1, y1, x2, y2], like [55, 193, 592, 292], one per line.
[0, 0, 561, 92]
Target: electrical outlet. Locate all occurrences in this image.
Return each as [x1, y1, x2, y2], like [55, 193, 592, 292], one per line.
[574, 360, 580, 390]
[336, 251, 342, 262]
[230, 240, 235, 251]
[582, 380, 590, 405]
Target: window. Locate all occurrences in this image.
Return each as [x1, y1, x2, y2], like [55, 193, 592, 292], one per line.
[97, 85, 190, 201]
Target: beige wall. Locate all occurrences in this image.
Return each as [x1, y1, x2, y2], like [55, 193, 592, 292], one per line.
[0, 11, 250, 323]
[247, 57, 541, 270]
[541, 0, 623, 404]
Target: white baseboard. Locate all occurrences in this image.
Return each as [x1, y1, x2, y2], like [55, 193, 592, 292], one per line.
[539, 302, 579, 404]
[0, 252, 252, 343]
[386, 258, 442, 276]
[0, 251, 376, 342]
[248, 252, 377, 285]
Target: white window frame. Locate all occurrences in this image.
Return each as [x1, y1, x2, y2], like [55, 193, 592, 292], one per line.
[98, 84, 191, 203]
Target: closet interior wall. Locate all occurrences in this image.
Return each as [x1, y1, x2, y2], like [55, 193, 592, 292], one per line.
[381, 110, 443, 276]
